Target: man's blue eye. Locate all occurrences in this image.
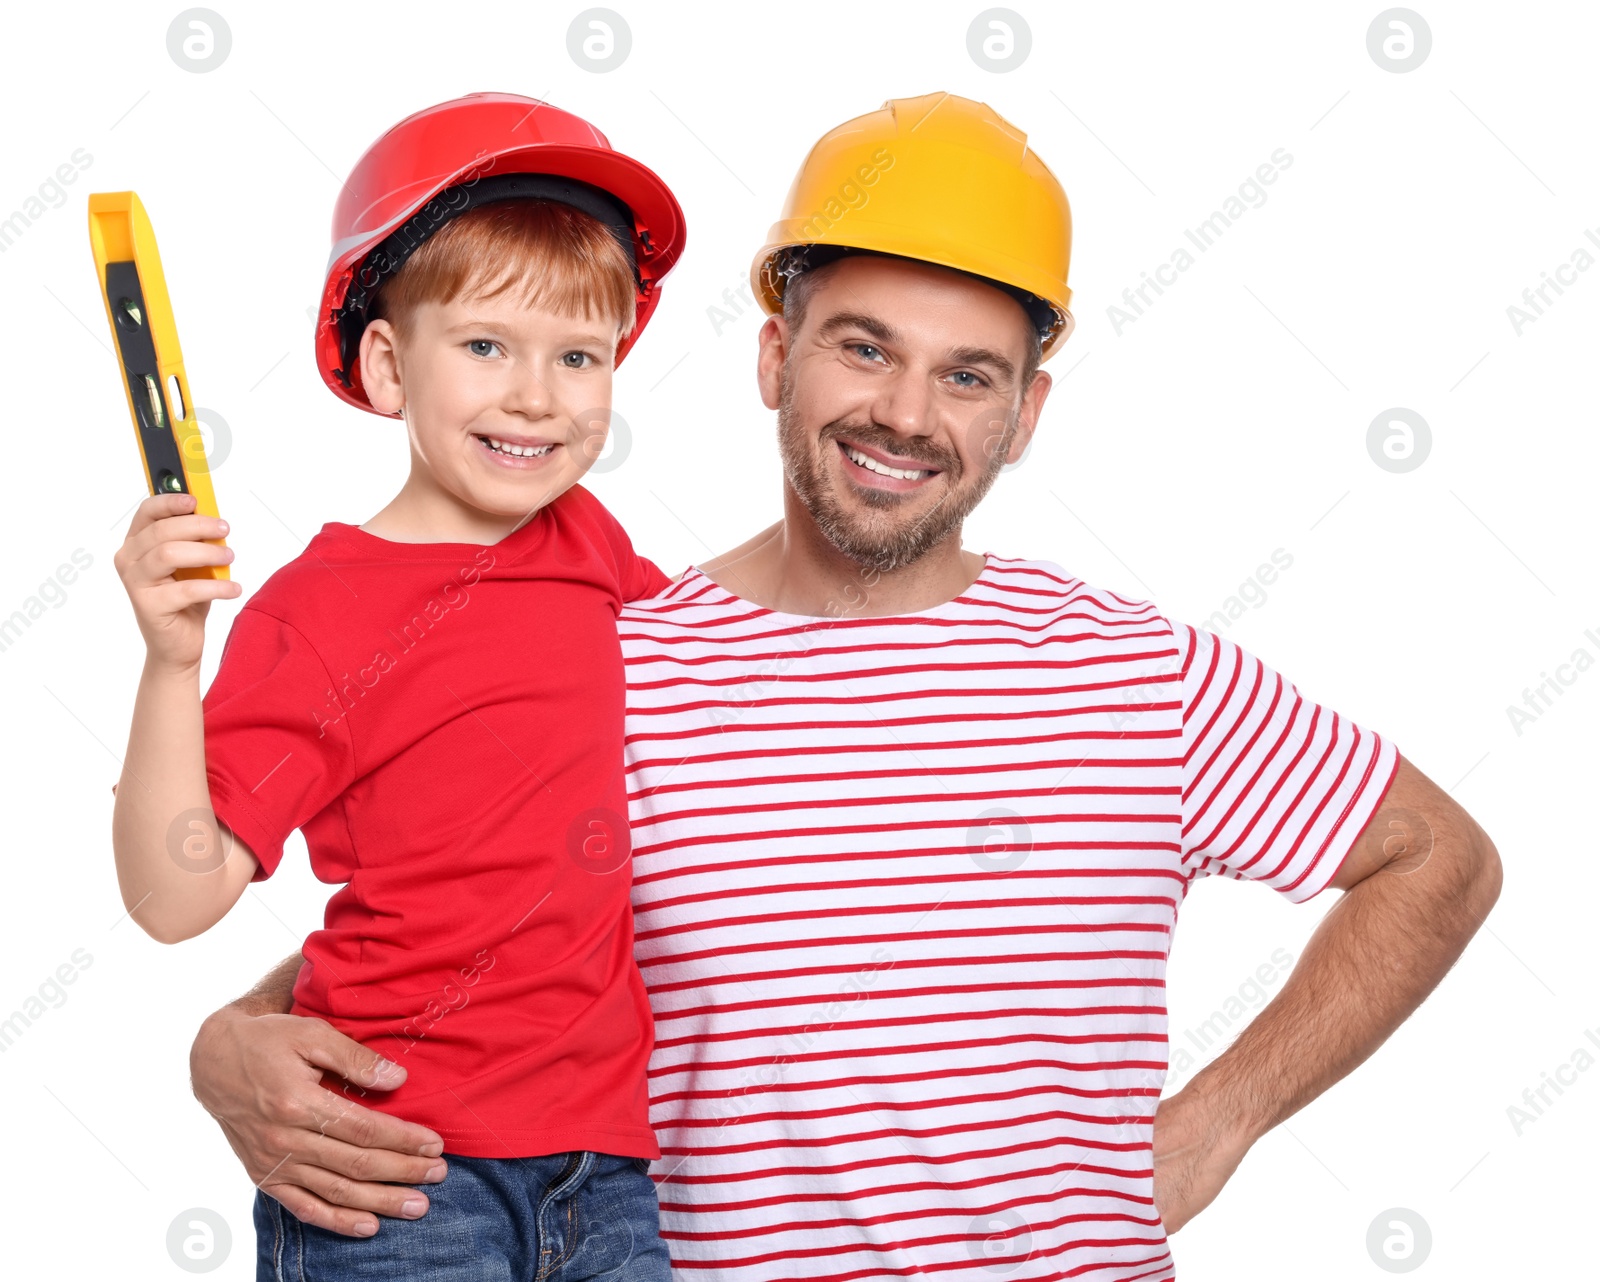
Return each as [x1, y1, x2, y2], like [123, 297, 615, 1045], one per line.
[853, 344, 881, 360]
[952, 371, 984, 387]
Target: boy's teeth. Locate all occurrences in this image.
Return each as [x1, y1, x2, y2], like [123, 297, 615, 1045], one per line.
[481, 436, 553, 458]
[845, 445, 929, 481]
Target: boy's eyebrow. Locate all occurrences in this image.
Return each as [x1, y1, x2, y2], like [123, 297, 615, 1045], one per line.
[442, 321, 614, 345]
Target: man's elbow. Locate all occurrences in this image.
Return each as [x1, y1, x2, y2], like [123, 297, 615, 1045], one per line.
[1473, 835, 1503, 914]
[1456, 824, 1503, 923]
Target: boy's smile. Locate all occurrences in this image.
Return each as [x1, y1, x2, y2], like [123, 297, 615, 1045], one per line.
[475, 432, 559, 464]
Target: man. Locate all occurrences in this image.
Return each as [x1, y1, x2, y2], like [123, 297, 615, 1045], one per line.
[189, 93, 1501, 1280]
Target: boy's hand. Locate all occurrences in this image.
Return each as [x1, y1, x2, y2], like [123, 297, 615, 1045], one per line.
[114, 493, 240, 669]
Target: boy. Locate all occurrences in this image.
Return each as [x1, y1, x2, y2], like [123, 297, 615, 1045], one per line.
[110, 92, 685, 1279]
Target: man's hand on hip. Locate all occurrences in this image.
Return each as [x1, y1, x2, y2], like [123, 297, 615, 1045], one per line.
[190, 1004, 448, 1237]
[1147, 756, 1500, 1237]
[1150, 1083, 1248, 1236]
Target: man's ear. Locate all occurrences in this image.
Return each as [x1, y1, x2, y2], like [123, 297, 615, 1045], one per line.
[755, 314, 791, 412]
[359, 319, 405, 417]
[1007, 368, 1053, 464]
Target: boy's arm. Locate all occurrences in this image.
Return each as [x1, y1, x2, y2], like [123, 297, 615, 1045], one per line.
[190, 954, 448, 1236]
[111, 493, 257, 943]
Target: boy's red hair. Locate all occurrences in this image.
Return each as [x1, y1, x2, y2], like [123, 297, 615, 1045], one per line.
[371, 200, 637, 349]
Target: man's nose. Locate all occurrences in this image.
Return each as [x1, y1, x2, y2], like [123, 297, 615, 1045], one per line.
[868, 367, 938, 440]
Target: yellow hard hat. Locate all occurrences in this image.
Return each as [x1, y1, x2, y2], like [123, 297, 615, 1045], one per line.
[751, 92, 1075, 360]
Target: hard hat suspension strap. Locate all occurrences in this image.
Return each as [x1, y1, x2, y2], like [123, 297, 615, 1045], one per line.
[332, 173, 640, 385]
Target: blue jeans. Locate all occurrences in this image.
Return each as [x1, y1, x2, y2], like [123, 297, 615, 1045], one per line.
[254, 1150, 670, 1280]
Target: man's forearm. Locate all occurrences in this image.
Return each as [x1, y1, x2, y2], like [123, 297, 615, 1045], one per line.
[1188, 828, 1501, 1149]
[229, 952, 303, 1017]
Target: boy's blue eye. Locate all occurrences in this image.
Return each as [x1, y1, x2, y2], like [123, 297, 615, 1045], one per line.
[562, 351, 591, 368]
[468, 339, 500, 358]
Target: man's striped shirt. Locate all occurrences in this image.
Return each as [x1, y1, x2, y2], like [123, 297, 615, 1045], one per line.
[622, 555, 1399, 1281]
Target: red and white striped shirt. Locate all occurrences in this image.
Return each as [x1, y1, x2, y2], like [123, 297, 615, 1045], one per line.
[622, 555, 1398, 1281]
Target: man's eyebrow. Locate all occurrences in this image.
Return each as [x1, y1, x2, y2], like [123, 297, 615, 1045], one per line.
[814, 313, 1017, 383]
[814, 311, 901, 346]
[947, 345, 1017, 384]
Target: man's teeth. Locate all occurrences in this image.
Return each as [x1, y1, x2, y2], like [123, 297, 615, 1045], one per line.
[844, 445, 930, 481]
[480, 436, 553, 458]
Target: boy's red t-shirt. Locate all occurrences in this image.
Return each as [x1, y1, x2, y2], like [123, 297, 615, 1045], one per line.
[201, 484, 671, 1159]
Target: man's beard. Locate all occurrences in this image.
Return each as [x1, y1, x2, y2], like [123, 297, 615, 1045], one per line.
[776, 365, 1015, 574]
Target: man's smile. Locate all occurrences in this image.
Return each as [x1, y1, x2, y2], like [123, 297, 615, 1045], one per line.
[833, 435, 943, 493]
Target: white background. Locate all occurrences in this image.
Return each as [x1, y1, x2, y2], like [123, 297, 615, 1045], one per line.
[0, 1, 1593, 1277]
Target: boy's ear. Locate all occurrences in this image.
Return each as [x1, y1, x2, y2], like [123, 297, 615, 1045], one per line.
[359, 319, 405, 416]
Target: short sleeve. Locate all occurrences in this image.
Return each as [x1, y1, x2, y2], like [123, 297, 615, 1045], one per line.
[569, 484, 671, 602]
[624, 554, 673, 603]
[1170, 618, 1399, 903]
[202, 607, 357, 881]
[602, 508, 669, 602]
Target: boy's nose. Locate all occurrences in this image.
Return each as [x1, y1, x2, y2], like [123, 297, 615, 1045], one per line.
[505, 365, 555, 419]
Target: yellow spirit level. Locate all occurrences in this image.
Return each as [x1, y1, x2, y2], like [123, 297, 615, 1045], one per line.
[89, 191, 227, 580]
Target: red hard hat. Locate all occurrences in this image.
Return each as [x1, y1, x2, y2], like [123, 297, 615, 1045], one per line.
[315, 92, 687, 416]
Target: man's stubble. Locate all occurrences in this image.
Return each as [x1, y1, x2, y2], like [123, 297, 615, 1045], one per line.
[775, 362, 1016, 575]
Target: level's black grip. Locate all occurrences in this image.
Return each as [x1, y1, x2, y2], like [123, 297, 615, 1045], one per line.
[104, 260, 187, 497]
